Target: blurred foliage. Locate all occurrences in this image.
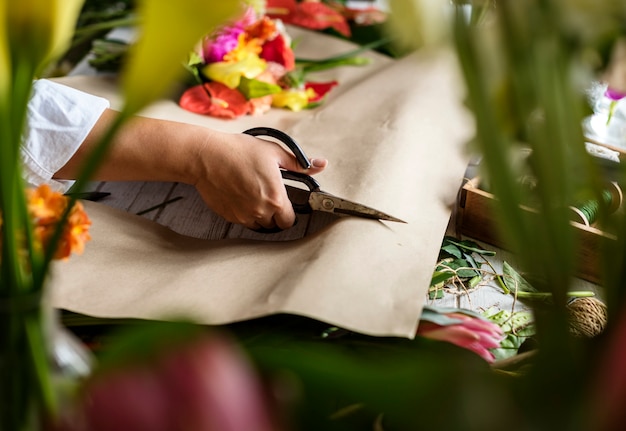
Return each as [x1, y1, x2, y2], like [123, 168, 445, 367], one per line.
[445, 0, 626, 429]
[50, 1, 626, 429]
[46, 0, 135, 76]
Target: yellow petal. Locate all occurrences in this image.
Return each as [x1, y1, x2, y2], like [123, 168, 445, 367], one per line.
[121, 0, 241, 115]
[272, 89, 310, 112]
[203, 53, 267, 89]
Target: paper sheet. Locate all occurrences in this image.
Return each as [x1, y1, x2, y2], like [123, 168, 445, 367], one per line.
[50, 29, 473, 337]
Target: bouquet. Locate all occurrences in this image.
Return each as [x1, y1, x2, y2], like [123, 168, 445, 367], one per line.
[179, 5, 372, 119]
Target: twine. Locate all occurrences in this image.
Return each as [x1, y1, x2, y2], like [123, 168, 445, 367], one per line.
[567, 297, 608, 338]
[569, 182, 623, 226]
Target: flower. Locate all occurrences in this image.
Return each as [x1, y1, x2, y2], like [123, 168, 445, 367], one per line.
[26, 185, 91, 260]
[179, 82, 250, 118]
[120, 0, 241, 115]
[272, 87, 316, 111]
[0, 185, 91, 262]
[204, 51, 268, 89]
[305, 80, 338, 103]
[266, 0, 351, 37]
[57, 330, 279, 431]
[179, 4, 357, 119]
[604, 86, 626, 125]
[417, 310, 504, 363]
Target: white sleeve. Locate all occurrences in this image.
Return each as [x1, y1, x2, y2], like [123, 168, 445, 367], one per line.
[21, 79, 110, 192]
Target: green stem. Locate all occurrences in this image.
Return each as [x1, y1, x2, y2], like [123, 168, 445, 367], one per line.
[606, 99, 618, 125]
[295, 37, 393, 65]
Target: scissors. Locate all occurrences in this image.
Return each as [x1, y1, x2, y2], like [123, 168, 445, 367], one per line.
[243, 127, 406, 224]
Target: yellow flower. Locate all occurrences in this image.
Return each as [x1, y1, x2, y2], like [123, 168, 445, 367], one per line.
[272, 88, 316, 112]
[223, 34, 263, 63]
[203, 52, 267, 89]
[121, 0, 241, 115]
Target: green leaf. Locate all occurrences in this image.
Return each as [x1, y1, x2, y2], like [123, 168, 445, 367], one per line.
[502, 261, 537, 293]
[430, 270, 455, 287]
[483, 307, 535, 334]
[440, 243, 462, 259]
[428, 289, 445, 300]
[186, 50, 203, 68]
[444, 237, 496, 256]
[443, 258, 479, 279]
[237, 76, 282, 99]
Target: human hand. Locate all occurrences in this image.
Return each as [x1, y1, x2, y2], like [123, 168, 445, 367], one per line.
[191, 131, 327, 230]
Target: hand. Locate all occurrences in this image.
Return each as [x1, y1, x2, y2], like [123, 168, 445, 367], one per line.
[54, 109, 327, 230]
[192, 131, 327, 230]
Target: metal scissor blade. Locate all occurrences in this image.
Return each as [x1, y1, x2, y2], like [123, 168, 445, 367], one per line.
[309, 191, 406, 223]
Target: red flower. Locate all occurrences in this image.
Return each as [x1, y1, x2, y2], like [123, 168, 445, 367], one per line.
[267, 0, 351, 37]
[260, 33, 295, 71]
[305, 80, 338, 102]
[179, 82, 249, 119]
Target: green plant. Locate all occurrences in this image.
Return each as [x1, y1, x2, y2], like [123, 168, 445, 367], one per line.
[0, 1, 241, 429]
[388, 0, 626, 429]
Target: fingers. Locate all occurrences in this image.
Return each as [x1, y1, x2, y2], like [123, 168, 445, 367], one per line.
[308, 157, 328, 173]
[272, 201, 296, 230]
[278, 154, 328, 175]
[246, 195, 295, 231]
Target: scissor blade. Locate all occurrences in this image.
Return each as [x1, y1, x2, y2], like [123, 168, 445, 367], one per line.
[309, 192, 406, 223]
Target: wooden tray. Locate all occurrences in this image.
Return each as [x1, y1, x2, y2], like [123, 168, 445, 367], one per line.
[455, 177, 617, 285]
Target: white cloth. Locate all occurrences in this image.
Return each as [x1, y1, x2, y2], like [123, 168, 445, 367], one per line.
[21, 79, 110, 192]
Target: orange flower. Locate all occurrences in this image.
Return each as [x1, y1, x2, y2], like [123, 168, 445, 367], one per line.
[27, 184, 91, 260]
[245, 15, 277, 43]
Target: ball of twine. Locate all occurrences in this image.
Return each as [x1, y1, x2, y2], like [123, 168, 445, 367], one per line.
[567, 297, 608, 338]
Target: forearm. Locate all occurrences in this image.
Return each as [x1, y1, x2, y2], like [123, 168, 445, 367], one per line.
[55, 107, 328, 229]
[54, 109, 205, 185]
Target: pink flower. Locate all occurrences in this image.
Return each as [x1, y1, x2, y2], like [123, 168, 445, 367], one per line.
[56, 332, 280, 431]
[417, 312, 503, 363]
[202, 7, 260, 63]
[605, 87, 626, 101]
[203, 26, 245, 63]
[589, 304, 626, 430]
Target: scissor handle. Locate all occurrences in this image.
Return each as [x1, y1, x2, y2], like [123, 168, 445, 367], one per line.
[243, 127, 311, 169]
[281, 170, 321, 214]
[281, 170, 320, 191]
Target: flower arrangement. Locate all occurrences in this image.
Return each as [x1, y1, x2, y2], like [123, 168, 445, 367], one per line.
[179, 3, 380, 118]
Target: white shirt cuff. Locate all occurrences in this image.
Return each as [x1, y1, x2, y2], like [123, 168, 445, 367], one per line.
[21, 79, 110, 192]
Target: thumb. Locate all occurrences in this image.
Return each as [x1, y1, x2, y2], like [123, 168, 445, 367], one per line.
[278, 152, 328, 175]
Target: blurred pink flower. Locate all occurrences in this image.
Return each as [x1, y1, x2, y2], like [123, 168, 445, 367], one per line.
[605, 87, 626, 101]
[57, 332, 279, 431]
[417, 312, 504, 363]
[203, 26, 245, 63]
[589, 303, 626, 431]
[201, 7, 259, 63]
